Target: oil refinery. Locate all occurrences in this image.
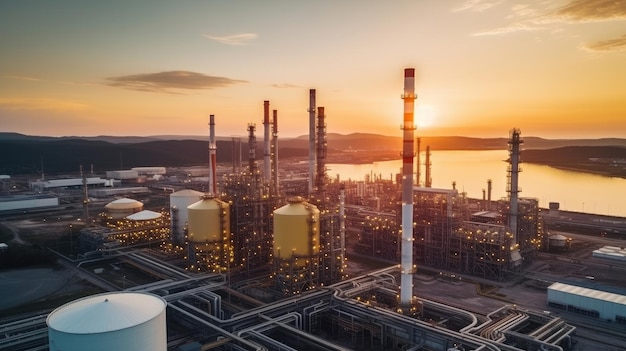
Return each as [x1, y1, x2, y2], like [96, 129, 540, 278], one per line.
[2, 68, 626, 351]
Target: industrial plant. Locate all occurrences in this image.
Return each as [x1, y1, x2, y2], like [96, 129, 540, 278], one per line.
[3, 68, 626, 351]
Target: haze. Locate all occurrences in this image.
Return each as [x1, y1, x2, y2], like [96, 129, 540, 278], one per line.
[1, 0, 625, 138]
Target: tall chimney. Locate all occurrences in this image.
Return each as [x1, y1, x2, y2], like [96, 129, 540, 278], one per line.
[400, 68, 416, 307]
[263, 101, 271, 183]
[208, 115, 217, 195]
[272, 109, 279, 197]
[308, 89, 317, 197]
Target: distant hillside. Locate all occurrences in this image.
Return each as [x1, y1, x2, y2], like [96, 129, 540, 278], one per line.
[523, 146, 626, 178]
[2, 132, 626, 175]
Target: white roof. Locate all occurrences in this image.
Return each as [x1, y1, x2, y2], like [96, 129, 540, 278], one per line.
[126, 210, 162, 221]
[105, 198, 143, 210]
[47, 292, 165, 334]
[548, 282, 626, 306]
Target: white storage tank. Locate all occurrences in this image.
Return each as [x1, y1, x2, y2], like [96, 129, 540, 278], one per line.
[47, 292, 167, 351]
[104, 198, 143, 219]
[273, 196, 320, 260]
[170, 189, 204, 243]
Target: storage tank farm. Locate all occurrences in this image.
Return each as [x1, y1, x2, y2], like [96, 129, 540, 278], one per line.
[46, 292, 167, 351]
[186, 193, 233, 273]
[272, 196, 321, 295]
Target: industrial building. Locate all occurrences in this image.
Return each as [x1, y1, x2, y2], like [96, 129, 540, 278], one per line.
[548, 282, 626, 324]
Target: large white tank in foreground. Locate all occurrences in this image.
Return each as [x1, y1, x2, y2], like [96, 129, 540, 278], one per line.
[47, 292, 167, 351]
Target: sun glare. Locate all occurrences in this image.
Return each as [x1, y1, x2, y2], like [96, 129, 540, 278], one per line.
[416, 104, 435, 128]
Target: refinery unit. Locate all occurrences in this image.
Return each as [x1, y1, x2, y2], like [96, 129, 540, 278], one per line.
[0, 69, 585, 351]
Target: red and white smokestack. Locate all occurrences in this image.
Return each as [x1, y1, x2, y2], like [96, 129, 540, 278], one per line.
[308, 89, 317, 197]
[208, 115, 217, 195]
[272, 109, 279, 197]
[263, 101, 271, 183]
[400, 68, 416, 307]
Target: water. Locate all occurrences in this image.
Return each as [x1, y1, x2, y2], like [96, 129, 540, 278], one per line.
[328, 150, 626, 218]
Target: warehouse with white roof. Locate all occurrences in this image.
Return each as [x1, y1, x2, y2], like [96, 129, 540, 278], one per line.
[547, 282, 626, 324]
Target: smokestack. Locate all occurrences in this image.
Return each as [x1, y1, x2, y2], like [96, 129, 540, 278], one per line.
[247, 124, 256, 175]
[400, 68, 416, 307]
[507, 129, 523, 247]
[208, 115, 217, 195]
[425, 146, 432, 188]
[80, 165, 89, 225]
[487, 179, 492, 210]
[452, 181, 456, 190]
[308, 89, 316, 197]
[272, 109, 279, 197]
[416, 137, 421, 187]
[263, 101, 271, 183]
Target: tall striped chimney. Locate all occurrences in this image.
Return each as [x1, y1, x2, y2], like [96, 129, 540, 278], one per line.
[400, 68, 416, 307]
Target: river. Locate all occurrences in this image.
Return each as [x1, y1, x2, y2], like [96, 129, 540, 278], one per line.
[328, 150, 626, 217]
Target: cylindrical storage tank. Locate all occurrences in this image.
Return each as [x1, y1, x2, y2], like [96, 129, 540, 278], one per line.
[104, 198, 143, 219]
[187, 194, 229, 243]
[548, 234, 568, 249]
[47, 292, 166, 351]
[273, 196, 319, 259]
[170, 189, 204, 242]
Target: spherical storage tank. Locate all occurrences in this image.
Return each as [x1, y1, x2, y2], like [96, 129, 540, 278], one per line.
[47, 292, 167, 351]
[273, 196, 320, 259]
[104, 198, 143, 219]
[187, 194, 229, 243]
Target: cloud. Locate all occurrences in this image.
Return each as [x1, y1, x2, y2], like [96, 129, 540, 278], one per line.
[472, 22, 543, 36]
[5, 75, 40, 82]
[582, 34, 626, 52]
[453, 0, 503, 12]
[553, 0, 626, 23]
[272, 83, 300, 89]
[106, 71, 247, 93]
[0, 97, 88, 111]
[203, 33, 258, 45]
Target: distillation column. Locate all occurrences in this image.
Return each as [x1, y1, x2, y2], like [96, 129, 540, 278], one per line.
[315, 106, 327, 199]
[208, 115, 217, 195]
[400, 68, 416, 307]
[424, 145, 432, 188]
[247, 124, 257, 175]
[263, 101, 271, 183]
[308, 89, 317, 197]
[416, 137, 421, 187]
[507, 128, 523, 248]
[272, 109, 279, 198]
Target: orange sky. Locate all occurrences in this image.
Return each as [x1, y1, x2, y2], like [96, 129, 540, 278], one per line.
[1, 1, 625, 139]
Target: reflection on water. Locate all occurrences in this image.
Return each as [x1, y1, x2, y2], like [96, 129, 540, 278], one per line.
[328, 150, 626, 217]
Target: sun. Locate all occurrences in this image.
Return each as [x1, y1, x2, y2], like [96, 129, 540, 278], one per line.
[416, 104, 436, 129]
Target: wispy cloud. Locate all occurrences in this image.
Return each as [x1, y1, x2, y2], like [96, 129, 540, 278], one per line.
[5, 75, 41, 82]
[106, 71, 247, 93]
[272, 83, 300, 89]
[0, 97, 88, 111]
[203, 33, 258, 45]
[582, 34, 626, 52]
[453, 0, 504, 12]
[552, 0, 626, 23]
[473, 22, 544, 36]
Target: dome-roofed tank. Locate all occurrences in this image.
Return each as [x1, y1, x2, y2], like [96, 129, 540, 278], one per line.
[104, 198, 143, 219]
[273, 196, 319, 259]
[47, 292, 166, 351]
[187, 194, 229, 243]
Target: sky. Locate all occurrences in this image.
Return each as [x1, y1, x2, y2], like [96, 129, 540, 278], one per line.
[1, 0, 625, 139]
